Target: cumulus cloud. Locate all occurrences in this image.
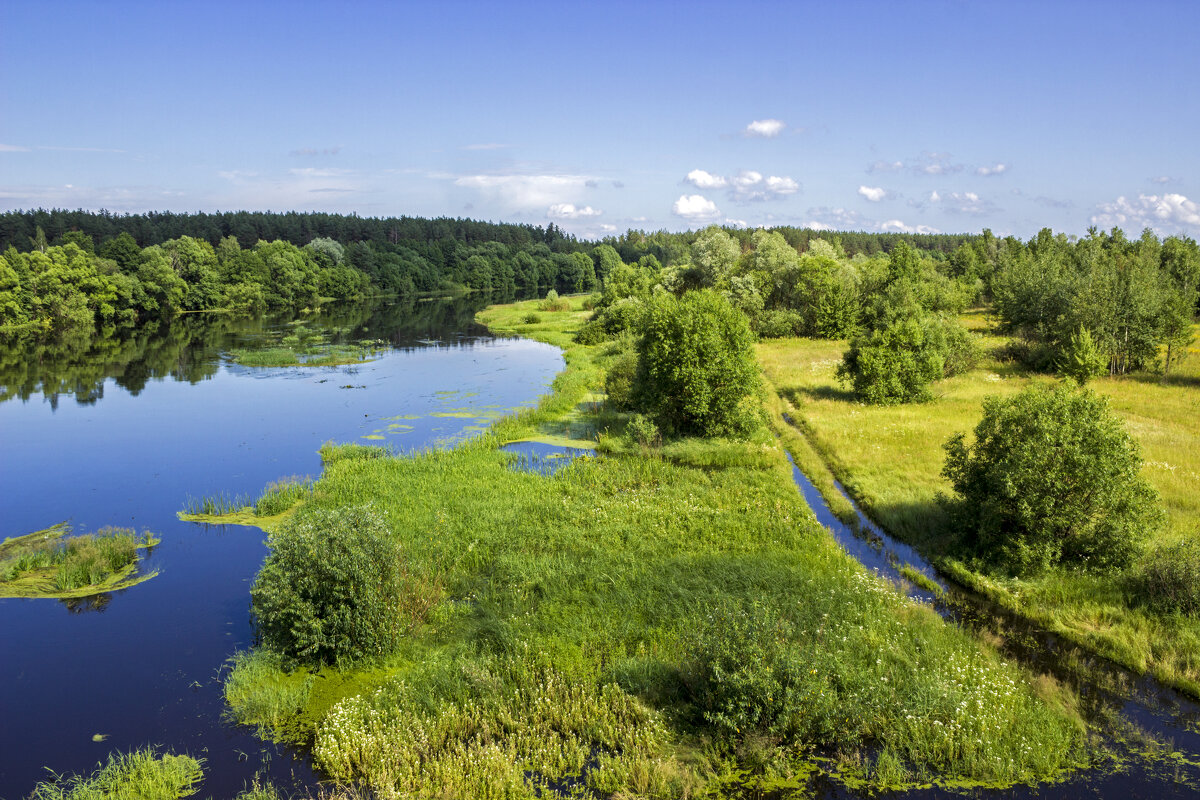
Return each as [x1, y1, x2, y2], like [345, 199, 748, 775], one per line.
[1091, 193, 1200, 234]
[724, 218, 750, 228]
[858, 185, 887, 202]
[547, 203, 602, 220]
[728, 170, 799, 202]
[685, 169, 728, 189]
[868, 160, 904, 173]
[976, 163, 1008, 177]
[454, 173, 594, 208]
[879, 219, 941, 234]
[744, 119, 785, 138]
[672, 194, 721, 221]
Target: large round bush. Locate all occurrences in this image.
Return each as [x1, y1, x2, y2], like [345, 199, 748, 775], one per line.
[251, 505, 414, 667]
[942, 385, 1162, 574]
[634, 289, 762, 438]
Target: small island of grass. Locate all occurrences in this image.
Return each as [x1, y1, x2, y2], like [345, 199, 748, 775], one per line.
[0, 524, 159, 599]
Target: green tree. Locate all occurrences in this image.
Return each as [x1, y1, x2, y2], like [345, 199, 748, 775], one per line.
[942, 385, 1162, 574]
[1056, 326, 1107, 386]
[634, 289, 761, 438]
[836, 314, 947, 404]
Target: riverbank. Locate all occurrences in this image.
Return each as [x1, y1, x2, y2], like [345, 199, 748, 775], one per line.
[211, 296, 1089, 797]
[757, 316, 1200, 697]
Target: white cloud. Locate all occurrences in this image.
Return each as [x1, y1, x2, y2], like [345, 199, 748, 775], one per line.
[454, 173, 593, 208]
[879, 219, 941, 234]
[923, 190, 993, 215]
[728, 170, 799, 202]
[912, 152, 963, 176]
[976, 163, 1008, 177]
[672, 194, 721, 221]
[461, 143, 509, 150]
[724, 218, 750, 228]
[1091, 193, 1200, 233]
[289, 167, 353, 178]
[744, 119, 785, 138]
[1151, 176, 1176, 185]
[290, 146, 342, 157]
[858, 185, 887, 202]
[804, 206, 866, 230]
[547, 203, 602, 219]
[0, 183, 184, 212]
[685, 169, 727, 189]
[868, 160, 904, 173]
[0, 143, 31, 152]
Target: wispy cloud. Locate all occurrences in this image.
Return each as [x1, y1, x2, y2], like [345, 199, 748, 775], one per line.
[744, 119, 785, 138]
[454, 172, 595, 208]
[858, 185, 887, 202]
[290, 146, 342, 157]
[911, 152, 963, 176]
[461, 143, 509, 151]
[1150, 175, 1177, 185]
[0, 183, 183, 211]
[975, 163, 1008, 177]
[804, 206, 866, 230]
[931, 190, 994, 215]
[1091, 193, 1200, 234]
[672, 194, 721, 222]
[0, 143, 31, 152]
[868, 160, 904, 173]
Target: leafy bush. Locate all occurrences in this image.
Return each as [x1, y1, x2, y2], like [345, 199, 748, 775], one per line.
[250, 505, 440, 667]
[574, 317, 608, 345]
[537, 289, 571, 312]
[836, 316, 945, 404]
[754, 309, 806, 339]
[1056, 326, 1108, 386]
[626, 414, 662, 449]
[604, 346, 639, 410]
[1127, 538, 1200, 615]
[522, 312, 542, 324]
[943, 385, 1163, 574]
[634, 290, 762, 438]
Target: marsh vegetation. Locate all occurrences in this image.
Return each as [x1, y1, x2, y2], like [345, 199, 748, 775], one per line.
[0, 524, 157, 599]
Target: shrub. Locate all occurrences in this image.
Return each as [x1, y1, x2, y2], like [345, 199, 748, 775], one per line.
[837, 316, 945, 404]
[1127, 538, 1200, 615]
[942, 385, 1163, 574]
[250, 505, 440, 667]
[754, 309, 806, 339]
[604, 346, 639, 410]
[1056, 326, 1108, 386]
[522, 312, 542, 325]
[634, 290, 762, 438]
[574, 317, 608, 345]
[626, 414, 661, 449]
[537, 289, 571, 312]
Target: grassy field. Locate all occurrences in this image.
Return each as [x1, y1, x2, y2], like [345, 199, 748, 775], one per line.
[203, 297, 1099, 798]
[758, 314, 1200, 694]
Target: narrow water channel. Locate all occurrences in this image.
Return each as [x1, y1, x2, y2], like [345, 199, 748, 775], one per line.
[0, 297, 564, 799]
[780, 424, 1200, 798]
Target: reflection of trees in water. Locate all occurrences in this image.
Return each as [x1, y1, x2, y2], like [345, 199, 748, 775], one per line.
[60, 593, 112, 614]
[0, 293, 518, 407]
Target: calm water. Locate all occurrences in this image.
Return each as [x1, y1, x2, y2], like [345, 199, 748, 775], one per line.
[0, 297, 563, 799]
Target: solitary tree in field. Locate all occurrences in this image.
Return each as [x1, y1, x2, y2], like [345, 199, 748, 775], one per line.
[942, 385, 1163, 574]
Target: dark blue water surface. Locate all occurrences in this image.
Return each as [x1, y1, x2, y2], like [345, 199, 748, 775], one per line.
[0, 297, 563, 799]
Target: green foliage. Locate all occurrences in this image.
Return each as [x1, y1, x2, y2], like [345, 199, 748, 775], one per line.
[634, 289, 762, 438]
[1127, 538, 1200, 616]
[250, 505, 440, 667]
[223, 648, 314, 742]
[537, 288, 571, 312]
[837, 315, 947, 404]
[522, 312, 542, 324]
[27, 748, 203, 800]
[602, 342, 638, 410]
[254, 476, 313, 516]
[54, 528, 141, 591]
[943, 385, 1163, 574]
[625, 413, 661, 449]
[1056, 326, 1108, 386]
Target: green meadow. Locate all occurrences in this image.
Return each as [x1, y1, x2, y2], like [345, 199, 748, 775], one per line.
[209, 297, 1090, 798]
[758, 317, 1200, 695]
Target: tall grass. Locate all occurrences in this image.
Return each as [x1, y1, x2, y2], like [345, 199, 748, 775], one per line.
[182, 492, 252, 516]
[1, 526, 150, 593]
[27, 748, 203, 800]
[756, 321, 1200, 695]
[222, 296, 1089, 795]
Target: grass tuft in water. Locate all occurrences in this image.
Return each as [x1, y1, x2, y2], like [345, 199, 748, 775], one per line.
[27, 748, 203, 800]
[182, 491, 253, 516]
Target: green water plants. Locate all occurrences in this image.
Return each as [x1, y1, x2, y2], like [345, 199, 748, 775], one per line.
[26, 748, 203, 800]
[1, 525, 158, 599]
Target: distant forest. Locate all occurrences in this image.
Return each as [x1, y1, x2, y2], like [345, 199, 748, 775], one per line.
[2, 209, 1195, 383]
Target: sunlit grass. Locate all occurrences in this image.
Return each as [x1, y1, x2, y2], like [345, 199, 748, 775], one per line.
[27, 748, 203, 800]
[756, 319, 1200, 695]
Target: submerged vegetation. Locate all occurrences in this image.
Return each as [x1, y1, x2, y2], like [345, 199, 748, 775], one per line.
[205, 295, 1090, 797]
[0, 524, 158, 599]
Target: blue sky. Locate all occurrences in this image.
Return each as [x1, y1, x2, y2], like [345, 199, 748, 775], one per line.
[2, 0, 1198, 240]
